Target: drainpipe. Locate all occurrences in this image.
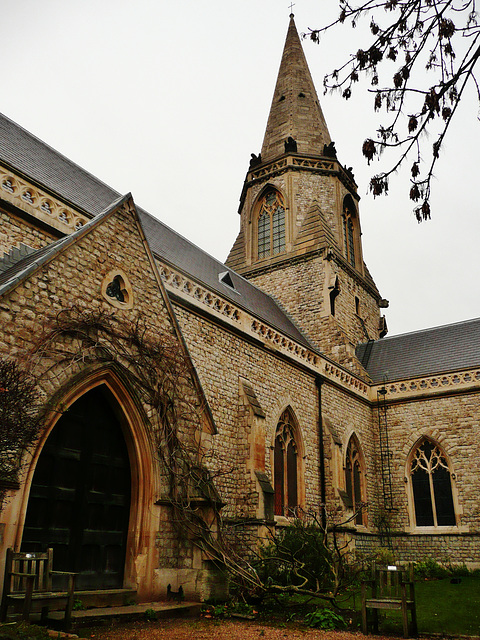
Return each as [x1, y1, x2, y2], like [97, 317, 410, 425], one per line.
[315, 376, 327, 530]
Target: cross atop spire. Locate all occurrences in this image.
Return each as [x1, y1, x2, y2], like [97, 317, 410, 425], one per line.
[260, 14, 331, 163]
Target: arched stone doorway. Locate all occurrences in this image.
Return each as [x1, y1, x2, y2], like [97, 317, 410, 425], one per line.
[22, 386, 131, 590]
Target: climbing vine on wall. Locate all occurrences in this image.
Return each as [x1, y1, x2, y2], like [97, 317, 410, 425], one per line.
[0, 358, 41, 503]
[23, 306, 368, 603]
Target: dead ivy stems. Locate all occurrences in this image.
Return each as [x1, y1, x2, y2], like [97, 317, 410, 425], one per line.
[26, 308, 371, 600]
[307, 0, 480, 220]
[29, 307, 266, 590]
[0, 358, 42, 507]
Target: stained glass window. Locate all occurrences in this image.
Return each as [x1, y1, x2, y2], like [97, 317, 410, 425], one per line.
[411, 440, 456, 527]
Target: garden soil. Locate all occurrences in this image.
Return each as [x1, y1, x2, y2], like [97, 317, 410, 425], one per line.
[87, 618, 440, 640]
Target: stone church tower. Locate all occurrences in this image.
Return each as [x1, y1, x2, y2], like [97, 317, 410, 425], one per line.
[226, 15, 387, 374]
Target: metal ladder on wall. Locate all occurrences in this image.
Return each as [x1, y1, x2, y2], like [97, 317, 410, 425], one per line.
[377, 387, 394, 511]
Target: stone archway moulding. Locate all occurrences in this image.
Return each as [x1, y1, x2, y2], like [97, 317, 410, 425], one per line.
[0, 366, 161, 600]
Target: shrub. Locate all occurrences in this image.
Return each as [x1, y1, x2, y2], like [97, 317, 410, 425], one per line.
[258, 519, 335, 593]
[304, 608, 347, 630]
[144, 608, 157, 621]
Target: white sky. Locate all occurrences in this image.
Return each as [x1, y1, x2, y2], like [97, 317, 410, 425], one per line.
[2, 0, 479, 337]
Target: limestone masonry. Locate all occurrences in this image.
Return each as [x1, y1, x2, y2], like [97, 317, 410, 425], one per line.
[0, 14, 478, 602]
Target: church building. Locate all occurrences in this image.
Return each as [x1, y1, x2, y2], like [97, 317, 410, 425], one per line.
[0, 15, 478, 602]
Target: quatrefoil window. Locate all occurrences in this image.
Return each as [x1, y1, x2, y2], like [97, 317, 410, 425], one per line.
[106, 275, 126, 302]
[101, 269, 133, 309]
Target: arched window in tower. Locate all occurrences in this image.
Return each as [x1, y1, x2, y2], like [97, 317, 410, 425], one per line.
[410, 439, 456, 527]
[342, 195, 357, 268]
[257, 190, 286, 259]
[274, 409, 299, 517]
[345, 435, 366, 525]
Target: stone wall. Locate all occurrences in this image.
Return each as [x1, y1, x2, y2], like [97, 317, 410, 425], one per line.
[247, 254, 380, 373]
[0, 206, 56, 257]
[0, 199, 218, 600]
[172, 303, 322, 519]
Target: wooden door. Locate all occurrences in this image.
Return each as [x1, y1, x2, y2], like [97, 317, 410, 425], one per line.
[22, 386, 131, 590]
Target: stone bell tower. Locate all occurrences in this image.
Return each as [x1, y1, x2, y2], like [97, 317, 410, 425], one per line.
[225, 14, 387, 373]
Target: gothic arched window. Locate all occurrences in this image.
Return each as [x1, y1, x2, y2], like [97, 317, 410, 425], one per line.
[274, 409, 299, 517]
[342, 196, 356, 268]
[257, 190, 286, 259]
[410, 439, 456, 527]
[345, 435, 366, 525]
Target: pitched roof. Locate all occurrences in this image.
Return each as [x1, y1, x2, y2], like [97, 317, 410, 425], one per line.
[356, 317, 480, 383]
[260, 15, 331, 163]
[0, 112, 314, 351]
[0, 113, 119, 215]
[0, 194, 129, 298]
[138, 208, 312, 348]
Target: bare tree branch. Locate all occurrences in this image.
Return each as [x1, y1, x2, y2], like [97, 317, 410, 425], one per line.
[306, 0, 480, 219]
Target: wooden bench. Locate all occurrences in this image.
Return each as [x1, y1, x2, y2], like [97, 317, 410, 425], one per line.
[361, 563, 417, 638]
[0, 548, 76, 630]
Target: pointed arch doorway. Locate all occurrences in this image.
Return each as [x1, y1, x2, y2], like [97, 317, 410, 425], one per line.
[22, 386, 131, 590]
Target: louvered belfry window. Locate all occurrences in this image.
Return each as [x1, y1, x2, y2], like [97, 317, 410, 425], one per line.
[257, 190, 286, 259]
[274, 409, 298, 516]
[342, 196, 356, 268]
[411, 439, 456, 527]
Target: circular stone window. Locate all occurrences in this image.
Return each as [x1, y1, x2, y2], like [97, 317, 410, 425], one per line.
[101, 269, 133, 309]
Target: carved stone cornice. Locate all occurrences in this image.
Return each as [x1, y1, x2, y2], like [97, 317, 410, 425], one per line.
[156, 259, 371, 401]
[241, 154, 359, 205]
[0, 164, 89, 235]
[371, 368, 480, 403]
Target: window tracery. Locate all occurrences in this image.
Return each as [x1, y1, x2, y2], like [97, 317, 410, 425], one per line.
[273, 409, 299, 517]
[257, 190, 286, 259]
[410, 439, 456, 527]
[345, 435, 366, 525]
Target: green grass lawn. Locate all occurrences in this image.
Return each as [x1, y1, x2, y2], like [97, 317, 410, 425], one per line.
[366, 576, 480, 636]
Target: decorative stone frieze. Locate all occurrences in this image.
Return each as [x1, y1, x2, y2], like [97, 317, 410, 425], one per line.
[157, 260, 373, 400]
[372, 368, 480, 401]
[0, 164, 89, 234]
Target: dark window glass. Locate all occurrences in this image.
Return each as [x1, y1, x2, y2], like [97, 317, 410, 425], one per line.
[273, 409, 299, 516]
[433, 465, 456, 526]
[345, 436, 366, 525]
[286, 441, 297, 513]
[342, 197, 357, 268]
[412, 466, 434, 526]
[411, 440, 456, 527]
[274, 438, 284, 516]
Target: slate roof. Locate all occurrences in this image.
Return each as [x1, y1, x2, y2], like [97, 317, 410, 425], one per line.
[0, 113, 313, 351]
[356, 317, 480, 383]
[0, 195, 128, 297]
[0, 114, 118, 215]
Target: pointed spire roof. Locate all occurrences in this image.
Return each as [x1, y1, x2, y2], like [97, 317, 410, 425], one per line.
[260, 14, 331, 163]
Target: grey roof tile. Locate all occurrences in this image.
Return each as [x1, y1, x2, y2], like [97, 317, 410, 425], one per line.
[0, 113, 118, 215]
[0, 195, 128, 298]
[357, 317, 480, 383]
[0, 113, 314, 351]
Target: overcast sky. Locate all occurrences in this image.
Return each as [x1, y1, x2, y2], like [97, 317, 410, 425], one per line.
[2, 0, 479, 337]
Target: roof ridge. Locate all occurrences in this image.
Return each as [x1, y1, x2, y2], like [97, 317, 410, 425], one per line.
[369, 315, 480, 343]
[0, 194, 130, 297]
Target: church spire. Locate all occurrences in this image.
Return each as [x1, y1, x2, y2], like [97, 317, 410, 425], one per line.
[261, 14, 331, 163]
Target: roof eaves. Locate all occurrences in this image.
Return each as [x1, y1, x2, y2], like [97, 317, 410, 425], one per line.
[0, 193, 131, 299]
